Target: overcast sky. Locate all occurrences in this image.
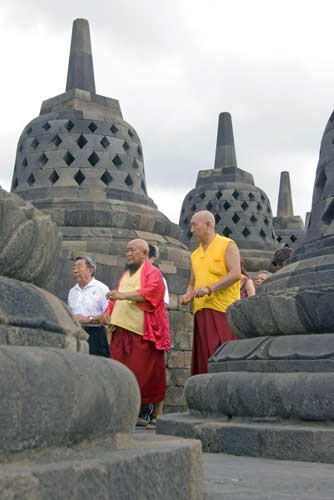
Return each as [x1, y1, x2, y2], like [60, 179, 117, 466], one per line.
[1, 0, 333, 223]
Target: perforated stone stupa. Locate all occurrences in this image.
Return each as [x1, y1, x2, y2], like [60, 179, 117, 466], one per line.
[273, 171, 304, 248]
[10, 18, 192, 412]
[179, 112, 277, 270]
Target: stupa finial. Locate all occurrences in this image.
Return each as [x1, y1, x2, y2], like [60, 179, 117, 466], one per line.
[277, 171, 294, 217]
[214, 112, 238, 169]
[66, 18, 96, 93]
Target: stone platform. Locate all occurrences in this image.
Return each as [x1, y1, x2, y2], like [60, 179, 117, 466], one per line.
[202, 452, 334, 500]
[0, 433, 202, 500]
[157, 413, 334, 464]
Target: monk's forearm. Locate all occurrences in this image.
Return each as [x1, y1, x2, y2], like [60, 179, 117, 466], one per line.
[210, 271, 241, 293]
[118, 291, 146, 302]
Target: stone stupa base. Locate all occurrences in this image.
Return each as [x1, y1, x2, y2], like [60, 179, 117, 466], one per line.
[157, 334, 334, 465]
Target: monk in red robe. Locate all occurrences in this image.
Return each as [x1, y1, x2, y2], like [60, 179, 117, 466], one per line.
[106, 239, 170, 425]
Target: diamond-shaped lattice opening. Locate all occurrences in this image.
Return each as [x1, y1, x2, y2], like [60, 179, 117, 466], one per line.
[242, 227, 250, 238]
[316, 169, 327, 190]
[125, 174, 134, 187]
[272, 232, 275, 240]
[64, 120, 74, 132]
[232, 213, 240, 224]
[290, 235, 297, 243]
[187, 231, 192, 239]
[22, 157, 28, 167]
[27, 173, 36, 186]
[214, 213, 221, 224]
[74, 170, 85, 185]
[26, 127, 32, 136]
[181, 207, 185, 215]
[191, 204, 197, 212]
[101, 170, 113, 186]
[248, 192, 255, 201]
[206, 201, 213, 210]
[260, 194, 266, 202]
[277, 235, 282, 242]
[100, 137, 110, 149]
[77, 134, 88, 149]
[110, 124, 119, 134]
[223, 226, 232, 237]
[188, 195, 193, 201]
[141, 180, 147, 193]
[49, 170, 59, 185]
[216, 191, 223, 199]
[13, 178, 18, 189]
[112, 154, 122, 167]
[64, 151, 75, 166]
[52, 134, 62, 147]
[260, 229, 266, 240]
[250, 214, 257, 223]
[88, 152, 100, 167]
[128, 129, 134, 138]
[232, 190, 240, 200]
[223, 201, 231, 210]
[264, 217, 269, 226]
[322, 199, 334, 225]
[132, 159, 140, 169]
[88, 122, 98, 133]
[31, 138, 39, 149]
[257, 203, 262, 211]
[38, 153, 48, 166]
[183, 217, 189, 225]
[241, 201, 249, 211]
[123, 140, 130, 151]
[199, 192, 206, 200]
[18, 143, 23, 153]
[137, 146, 142, 156]
[267, 207, 271, 214]
[42, 122, 51, 131]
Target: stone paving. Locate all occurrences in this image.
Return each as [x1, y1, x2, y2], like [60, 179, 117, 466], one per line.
[203, 452, 334, 500]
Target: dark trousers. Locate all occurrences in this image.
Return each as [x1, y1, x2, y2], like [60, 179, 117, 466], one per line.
[83, 326, 110, 358]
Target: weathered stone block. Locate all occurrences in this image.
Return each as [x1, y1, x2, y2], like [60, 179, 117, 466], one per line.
[167, 351, 185, 369]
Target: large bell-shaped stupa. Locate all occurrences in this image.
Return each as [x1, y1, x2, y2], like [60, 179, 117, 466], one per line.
[10, 18, 192, 412]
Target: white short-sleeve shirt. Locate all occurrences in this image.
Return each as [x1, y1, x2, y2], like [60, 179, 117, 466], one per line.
[162, 277, 170, 305]
[68, 278, 109, 316]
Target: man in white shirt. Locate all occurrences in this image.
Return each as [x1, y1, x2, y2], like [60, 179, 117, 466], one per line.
[68, 256, 110, 357]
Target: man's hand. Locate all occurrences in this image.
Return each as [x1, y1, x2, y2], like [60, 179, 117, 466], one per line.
[193, 287, 211, 298]
[74, 314, 89, 323]
[106, 289, 123, 301]
[180, 292, 194, 305]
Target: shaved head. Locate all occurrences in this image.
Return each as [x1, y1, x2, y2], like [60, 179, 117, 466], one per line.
[127, 238, 149, 255]
[125, 239, 149, 272]
[191, 210, 216, 226]
[190, 210, 216, 245]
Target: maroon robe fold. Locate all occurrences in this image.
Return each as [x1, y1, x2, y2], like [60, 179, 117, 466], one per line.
[191, 308, 237, 375]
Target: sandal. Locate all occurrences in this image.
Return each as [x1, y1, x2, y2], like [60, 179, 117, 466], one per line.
[145, 418, 157, 430]
[136, 417, 149, 427]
